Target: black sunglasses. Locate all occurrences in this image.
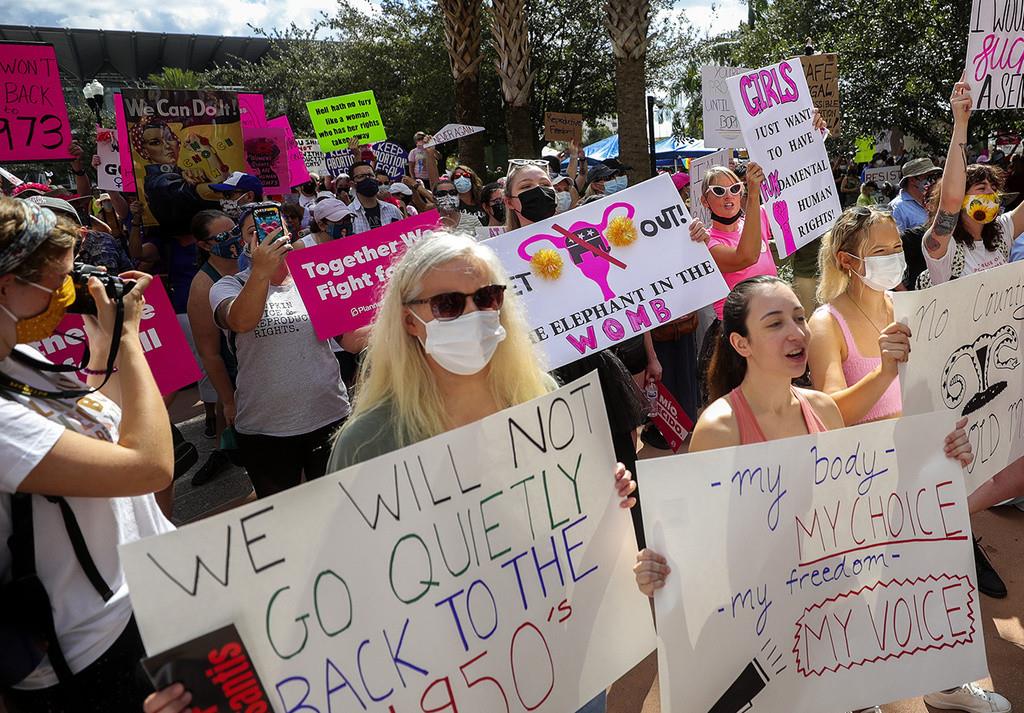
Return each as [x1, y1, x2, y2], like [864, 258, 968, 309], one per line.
[434, 189, 459, 197]
[405, 284, 506, 321]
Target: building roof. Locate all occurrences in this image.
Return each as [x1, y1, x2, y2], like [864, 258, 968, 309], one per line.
[0, 26, 271, 83]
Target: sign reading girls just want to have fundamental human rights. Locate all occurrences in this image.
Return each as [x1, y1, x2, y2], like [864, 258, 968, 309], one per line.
[727, 58, 842, 258]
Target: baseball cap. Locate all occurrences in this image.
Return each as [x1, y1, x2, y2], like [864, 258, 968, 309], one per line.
[312, 198, 355, 223]
[209, 171, 264, 194]
[603, 158, 632, 172]
[589, 163, 617, 181]
[389, 182, 413, 196]
[24, 195, 82, 225]
[315, 191, 335, 201]
[900, 158, 942, 186]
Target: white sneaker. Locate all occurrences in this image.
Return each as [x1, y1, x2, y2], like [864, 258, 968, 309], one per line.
[924, 684, 1012, 713]
[848, 707, 882, 713]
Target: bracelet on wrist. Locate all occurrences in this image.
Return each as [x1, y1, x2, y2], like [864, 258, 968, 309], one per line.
[81, 366, 117, 376]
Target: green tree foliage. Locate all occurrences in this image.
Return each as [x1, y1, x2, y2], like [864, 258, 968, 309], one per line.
[147, 68, 208, 89]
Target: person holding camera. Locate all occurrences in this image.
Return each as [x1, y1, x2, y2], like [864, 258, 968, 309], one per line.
[210, 203, 351, 498]
[0, 197, 174, 710]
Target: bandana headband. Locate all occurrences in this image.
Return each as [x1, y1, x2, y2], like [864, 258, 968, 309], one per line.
[0, 201, 57, 275]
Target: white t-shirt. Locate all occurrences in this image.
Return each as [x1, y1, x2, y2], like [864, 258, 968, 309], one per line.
[924, 213, 1012, 284]
[0, 346, 174, 689]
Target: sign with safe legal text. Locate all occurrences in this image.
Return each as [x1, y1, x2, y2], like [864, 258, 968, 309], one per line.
[967, 0, 1024, 110]
[688, 148, 732, 228]
[121, 374, 658, 713]
[800, 53, 841, 136]
[641, 410, 986, 713]
[544, 112, 584, 143]
[727, 58, 843, 258]
[0, 43, 73, 162]
[484, 173, 729, 370]
[31, 278, 201, 396]
[306, 90, 387, 152]
[288, 210, 440, 339]
[895, 261, 1024, 492]
[702, 65, 750, 149]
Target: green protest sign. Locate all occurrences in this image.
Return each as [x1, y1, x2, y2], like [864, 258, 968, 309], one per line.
[306, 90, 387, 152]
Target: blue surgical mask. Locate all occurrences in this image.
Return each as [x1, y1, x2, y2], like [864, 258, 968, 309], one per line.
[453, 176, 473, 194]
[605, 176, 628, 194]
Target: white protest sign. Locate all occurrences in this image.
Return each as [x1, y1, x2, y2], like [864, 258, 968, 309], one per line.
[96, 128, 123, 191]
[295, 138, 328, 175]
[702, 65, 749, 149]
[967, 0, 1024, 110]
[425, 123, 485, 147]
[640, 411, 986, 713]
[863, 165, 902, 187]
[688, 148, 732, 227]
[476, 225, 506, 241]
[121, 374, 656, 713]
[727, 58, 842, 258]
[0, 165, 23, 186]
[484, 173, 729, 369]
[895, 261, 1024, 492]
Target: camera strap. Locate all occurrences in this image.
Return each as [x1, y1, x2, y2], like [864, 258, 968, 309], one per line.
[0, 293, 124, 400]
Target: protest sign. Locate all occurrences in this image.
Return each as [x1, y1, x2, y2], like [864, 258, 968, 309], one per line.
[967, 0, 1024, 110]
[727, 58, 843, 258]
[702, 65, 750, 149]
[121, 374, 657, 713]
[239, 93, 267, 129]
[425, 123, 486, 147]
[544, 112, 584, 142]
[650, 381, 692, 453]
[688, 148, 732, 227]
[31, 278, 201, 396]
[0, 165, 22, 186]
[324, 149, 354, 177]
[895, 261, 1024, 492]
[800, 53, 841, 136]
[288, 210, 440, 339]
[0, 43, 73, 162]
[242, 126, 289, 193]
[296, 138, 328, 175]
[306, 90, 386, 152]
[484, 173, 729, 369]
[95, 127, 123, 191]
[863, 165, 902, 187]
[371, 140, 409, 179]
[113, 94, 137, 193]
[267, 115, 312, 188]
[476, 225, 507, 241]
[641, 410, 986, 713]
[121, 89, 245, 228]
[855, 136, 876, 163]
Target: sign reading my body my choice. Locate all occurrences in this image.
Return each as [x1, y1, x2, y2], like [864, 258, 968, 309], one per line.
[121, 373, 657, 713]
[727, 58, 842, 258]
[641, 410, 986, 713]
[0, 43, 73, 162]
[485, 173, 729, 370]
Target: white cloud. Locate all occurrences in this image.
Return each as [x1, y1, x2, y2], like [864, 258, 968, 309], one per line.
[681, 1, 748, 35]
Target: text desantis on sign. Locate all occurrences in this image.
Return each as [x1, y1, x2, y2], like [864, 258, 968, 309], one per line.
[121, 374, 657, 713]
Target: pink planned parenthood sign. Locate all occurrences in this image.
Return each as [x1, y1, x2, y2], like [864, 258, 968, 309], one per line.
[0, 43, 73, 162]
[30, 278, 201, 396]
[288, 210, 440, 339]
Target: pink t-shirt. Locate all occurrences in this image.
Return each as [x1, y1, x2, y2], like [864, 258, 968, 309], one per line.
[707, 214, 777, 318]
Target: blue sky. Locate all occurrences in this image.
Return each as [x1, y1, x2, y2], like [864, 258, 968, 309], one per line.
[4, 0, 747, 39]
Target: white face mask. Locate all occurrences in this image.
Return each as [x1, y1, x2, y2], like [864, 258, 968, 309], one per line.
[854, 252, 906, 292]
[436, 194, 460, 213]
[412, 309, 507, 375]
[554, 190, 572, 214]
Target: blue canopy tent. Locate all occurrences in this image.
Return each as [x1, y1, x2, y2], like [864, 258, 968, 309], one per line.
[561, 134, 718, 169]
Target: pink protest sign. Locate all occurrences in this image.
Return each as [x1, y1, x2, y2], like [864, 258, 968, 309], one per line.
[239, 93, 267, 129]
[242, 126, 289, 193]
[650, 381, 693, 453]
[268, 115, 311, 187]
[0, 44, 73, 162]
[288, 210, 440, 339]
[113, 94, 137, 192]
[30, 279, 201, 396]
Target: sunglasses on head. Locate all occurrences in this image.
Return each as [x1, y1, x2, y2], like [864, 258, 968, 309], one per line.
[434, 189, 459, 197]
[706, 183, 743, 197]
[405, 284, 506, 321]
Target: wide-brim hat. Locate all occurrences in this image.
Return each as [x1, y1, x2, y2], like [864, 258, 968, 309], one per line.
[900, 158, 942, 186]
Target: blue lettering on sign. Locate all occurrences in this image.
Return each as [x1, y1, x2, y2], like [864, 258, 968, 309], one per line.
[811, 442, 895, 496]
[730, 464, 786, 531]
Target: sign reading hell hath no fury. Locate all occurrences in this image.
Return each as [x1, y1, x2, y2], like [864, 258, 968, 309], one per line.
[484, 173, 729, 370]
[120, 374, 657, 713]
[640, 410, 987, 713]
[727, 58, 842, 258]
[895, 261, 1024, 492]
[967, 0, 1024, 110]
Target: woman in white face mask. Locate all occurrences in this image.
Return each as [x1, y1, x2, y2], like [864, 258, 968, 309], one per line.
[432, 178, 483, 237]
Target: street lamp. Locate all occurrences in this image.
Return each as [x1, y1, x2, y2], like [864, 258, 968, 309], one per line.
[83, 80, 104, 125]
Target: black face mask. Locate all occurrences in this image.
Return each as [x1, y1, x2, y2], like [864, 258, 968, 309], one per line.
[709, 209, 743, 225]
[490, 201, 507, 223]
[516, 185, 557, 223]
[355, 178, 379, 198]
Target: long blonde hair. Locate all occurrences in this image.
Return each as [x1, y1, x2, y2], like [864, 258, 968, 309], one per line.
[817, 206, 897, 303]
[346, 230, 551, 447]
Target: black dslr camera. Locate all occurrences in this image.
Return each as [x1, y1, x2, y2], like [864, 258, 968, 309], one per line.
[67, 263, 137, 315]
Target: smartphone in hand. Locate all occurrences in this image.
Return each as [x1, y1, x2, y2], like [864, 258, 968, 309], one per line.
[253, 205, 283, 245]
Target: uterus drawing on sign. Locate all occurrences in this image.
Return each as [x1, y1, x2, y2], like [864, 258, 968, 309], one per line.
[942, 325, 1020, 416]
[516, 202, 634, 301]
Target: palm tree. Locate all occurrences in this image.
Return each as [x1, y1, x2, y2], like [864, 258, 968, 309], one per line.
[439, 0, 486, 175]
[491, 0, 537, 158]
[604, 0, 653, 182]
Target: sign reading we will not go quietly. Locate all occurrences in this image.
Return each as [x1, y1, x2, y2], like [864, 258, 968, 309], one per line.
[727, 58, 842, 257]
[121, 374, 656, 713]
[967, 0, 1024, 110]
[641, 410, 986, 713]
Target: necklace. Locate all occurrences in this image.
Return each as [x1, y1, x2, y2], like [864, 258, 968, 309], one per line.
[846, 292, 885, 333]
